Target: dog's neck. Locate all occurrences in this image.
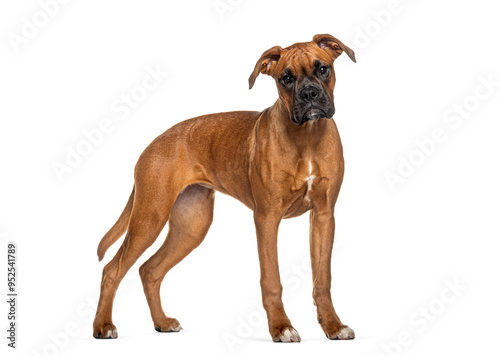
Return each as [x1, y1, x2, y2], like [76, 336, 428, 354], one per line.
[266, 99, 331, 153]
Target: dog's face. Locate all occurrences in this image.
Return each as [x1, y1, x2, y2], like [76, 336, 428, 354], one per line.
[249, 34, 356, 125]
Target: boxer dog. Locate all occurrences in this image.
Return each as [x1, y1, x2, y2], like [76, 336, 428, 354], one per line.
[93, 34, 356, 342]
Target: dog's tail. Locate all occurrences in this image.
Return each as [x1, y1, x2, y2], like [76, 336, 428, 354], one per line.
[97, 187, 135, 262]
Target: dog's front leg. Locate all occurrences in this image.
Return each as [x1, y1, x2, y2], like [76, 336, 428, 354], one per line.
[310, 207, 355, 340]
[254, 211, 301, 342]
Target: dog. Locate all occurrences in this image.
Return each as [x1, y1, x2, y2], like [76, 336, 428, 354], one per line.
[93, 34, 356, 342]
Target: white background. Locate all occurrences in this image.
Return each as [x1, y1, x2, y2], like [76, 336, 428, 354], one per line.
[1, 0, 500, 355]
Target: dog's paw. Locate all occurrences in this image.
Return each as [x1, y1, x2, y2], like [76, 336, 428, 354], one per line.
[154, 317, 182, 332]
[93, 323, 118, 339]
[327, 326, 355, 340]
[272, 326, 301, 342]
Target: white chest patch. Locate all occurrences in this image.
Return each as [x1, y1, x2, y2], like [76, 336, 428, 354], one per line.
[304, 161, 315, 202]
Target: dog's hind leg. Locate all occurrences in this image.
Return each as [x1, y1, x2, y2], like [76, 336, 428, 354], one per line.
[92, 172, 183, 339]
[139, 184, 215, 332]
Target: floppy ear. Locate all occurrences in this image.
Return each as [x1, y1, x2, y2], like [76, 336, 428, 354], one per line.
[312, 34, 356, 63]
[248, 45, 283, 89]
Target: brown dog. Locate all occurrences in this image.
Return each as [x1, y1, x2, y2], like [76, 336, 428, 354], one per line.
[93, 34, 356, 342]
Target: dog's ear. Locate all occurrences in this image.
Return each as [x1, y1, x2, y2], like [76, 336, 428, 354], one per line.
[313, 34, 356, 63]
[249, 46, 283, 89]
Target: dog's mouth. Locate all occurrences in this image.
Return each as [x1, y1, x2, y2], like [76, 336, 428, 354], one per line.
[303, 108, 327, 122]
[292, 105, 334, 126]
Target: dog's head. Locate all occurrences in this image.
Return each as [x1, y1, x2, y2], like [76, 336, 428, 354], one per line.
[249, 34, 356, 126]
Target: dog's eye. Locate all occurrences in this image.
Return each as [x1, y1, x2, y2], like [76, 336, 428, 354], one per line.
[281, 75, 294, 86]
[318, 66, 330, 78]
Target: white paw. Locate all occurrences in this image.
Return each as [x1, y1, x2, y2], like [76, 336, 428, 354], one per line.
[155, 324, 182, 332]
[334, 326, 355, 340]
[278, 328, 301, 342]
[93, 323, 118, 339]
[104, 328, 118, 338]
[154, 319, 182, 333]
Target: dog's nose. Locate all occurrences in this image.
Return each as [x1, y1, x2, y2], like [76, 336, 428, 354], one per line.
[300, 86, 320, 103]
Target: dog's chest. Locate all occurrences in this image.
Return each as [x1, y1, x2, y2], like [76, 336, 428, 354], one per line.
[287, 159, 318, 194]
[282, 160, 321, 217]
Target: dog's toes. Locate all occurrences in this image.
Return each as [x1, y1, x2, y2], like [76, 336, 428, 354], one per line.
[154, 317, 182, 332]
[329, 326, 355, 340]
[93, 323, 118, 339]
[273, 327, 301, 343]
